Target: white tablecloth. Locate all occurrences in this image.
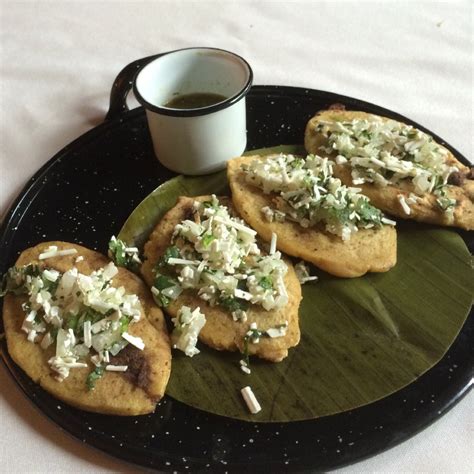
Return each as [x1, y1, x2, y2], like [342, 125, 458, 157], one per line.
[0, 1, 472, 472]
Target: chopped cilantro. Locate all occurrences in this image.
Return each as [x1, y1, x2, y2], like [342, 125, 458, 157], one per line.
[154, 274, 177, 291]
[288, 157, 304, 169]
[153, 293, 170, 308]
[65, 313, 79, 331]
[76, 308, 103, 334]
[120, 316, 130, 333]
[202, 200, 218, 209]
[86, 366, 105, 391]
[432, 175, 444, 192]
[436, 196, 456, 211]
[0, 265, 40, 297]
[242, 327, 265, 366]
[42, 275, 59, 295]
[157, 246, 180, 268]
[108, 236, 141, 272]
[258, 276, 273, 290]
[219, 296, 249, 313]
[201, 233, 215, 247]
[85, 308, 105, 322]
[356, 199, 383, 225]
[326, 206, 352, 225]
[152, 273, 178, 307]
[202, 268, 216, 275]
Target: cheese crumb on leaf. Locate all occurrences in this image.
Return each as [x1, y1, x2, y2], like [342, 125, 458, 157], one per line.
[171, 306, 206, 357]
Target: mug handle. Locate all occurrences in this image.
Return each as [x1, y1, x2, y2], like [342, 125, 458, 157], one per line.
[105, 53, 164, 121]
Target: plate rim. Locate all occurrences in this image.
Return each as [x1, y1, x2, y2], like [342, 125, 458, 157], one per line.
[0, 84, 472, 472]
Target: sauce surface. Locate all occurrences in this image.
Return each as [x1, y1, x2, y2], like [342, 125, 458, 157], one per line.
[165, 92, 227, 109]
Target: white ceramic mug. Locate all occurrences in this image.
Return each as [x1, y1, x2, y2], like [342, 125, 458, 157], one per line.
[133, 47, 253, 175]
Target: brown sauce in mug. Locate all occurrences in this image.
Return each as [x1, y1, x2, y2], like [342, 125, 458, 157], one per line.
[165, 92, 227, 109]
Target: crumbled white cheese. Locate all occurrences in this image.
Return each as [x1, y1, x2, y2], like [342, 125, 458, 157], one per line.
[48, 355, 87, 381]
[157, 195, 289, 314]
[241, 386, 262, 414]
[294, 261, 318, 284]
[261, 206, 275, 222]
[122, 332, 145, 351]
[398, 194, 411, 215]
[315, 117, 459, 212]
[381, 217, 397, 226]
[43, 269, 60, 282]
[232, 309, 248, 322]
[39, 247, 78, 260]
[4, 259, 144, 386]
[244, 154, 392, 241]
[269, 232, 277, 255]
[167, 258, 201, 266]
[234, 289, 253, 301]
[105, 365, 128, 372]
[171, 306, 206, 357]
[406, 193, 419, 205]
[83, 320, 92, 348]
[213, 215, 257, 236]
[266, 322, 288, 338]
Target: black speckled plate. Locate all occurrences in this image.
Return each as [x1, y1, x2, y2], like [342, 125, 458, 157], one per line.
[0, 58, 472, 472]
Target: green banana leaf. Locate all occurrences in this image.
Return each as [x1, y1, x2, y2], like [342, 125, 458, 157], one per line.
[118, 145, 473, 422]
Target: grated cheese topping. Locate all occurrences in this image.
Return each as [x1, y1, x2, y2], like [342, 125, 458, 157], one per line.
[0, 253, 145, 388]
[151, 195, 289, 319]
[314, 117, 459, 213]
[242, 154, 393, 241]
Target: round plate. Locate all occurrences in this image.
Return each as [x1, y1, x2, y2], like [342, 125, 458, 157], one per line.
[0, 85, 472, 472]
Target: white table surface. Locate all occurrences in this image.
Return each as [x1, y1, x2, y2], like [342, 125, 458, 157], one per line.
[0, 0, 472, 472]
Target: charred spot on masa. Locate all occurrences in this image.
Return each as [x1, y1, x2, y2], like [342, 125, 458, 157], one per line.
[111, 345, 150, 391]
[466, 167, 474, 180]
[182, 205, 195, 222]
[447, 171, 465, 186]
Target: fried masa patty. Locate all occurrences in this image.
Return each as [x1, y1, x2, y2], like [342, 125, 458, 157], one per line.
[2, 242, 171, 416]
[304, 109, 474, 230]
[227, 155, 397, 278]
[141, 196, 302, 363]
